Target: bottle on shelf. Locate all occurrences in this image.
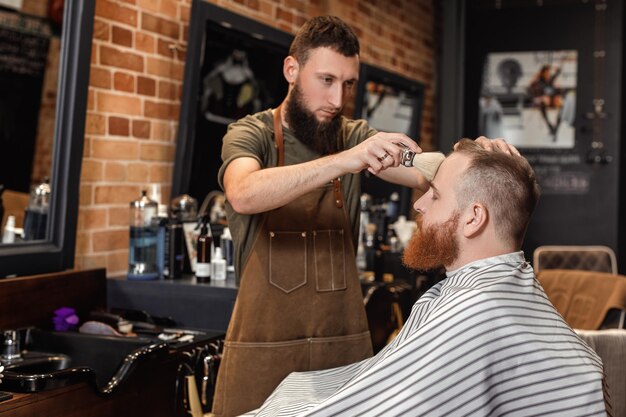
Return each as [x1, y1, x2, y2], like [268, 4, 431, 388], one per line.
[128, 190, 159, 280]
[196, 216, 212, 282]
[211, 247, 227, 281]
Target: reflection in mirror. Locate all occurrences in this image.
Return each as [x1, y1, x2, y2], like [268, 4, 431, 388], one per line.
[0, 0, 94, 277]
[0, 0, 64, 243]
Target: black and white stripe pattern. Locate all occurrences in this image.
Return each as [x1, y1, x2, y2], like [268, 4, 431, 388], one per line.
[245, 252, 607, 417]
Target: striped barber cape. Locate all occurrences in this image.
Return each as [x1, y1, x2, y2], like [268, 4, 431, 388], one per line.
[244, 252, 608, 417]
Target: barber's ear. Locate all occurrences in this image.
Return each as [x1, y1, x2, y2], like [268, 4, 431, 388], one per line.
[283, 56, 299, 84]
[463, 203, 488, 238]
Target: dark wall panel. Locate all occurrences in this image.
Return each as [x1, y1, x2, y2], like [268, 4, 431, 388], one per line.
[463, 2, 622, 271]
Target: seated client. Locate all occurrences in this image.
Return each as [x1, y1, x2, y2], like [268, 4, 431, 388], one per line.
[245, 138, 609, 416]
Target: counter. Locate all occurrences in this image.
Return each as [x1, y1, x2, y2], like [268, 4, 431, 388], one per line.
[107, 274, 238, 332]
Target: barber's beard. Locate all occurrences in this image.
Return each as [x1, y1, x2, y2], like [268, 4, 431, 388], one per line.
[285, 84, 342, 155]
[403, 212, 460, 272]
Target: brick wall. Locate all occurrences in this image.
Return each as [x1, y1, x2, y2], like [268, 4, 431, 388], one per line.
[75, 0, 438, 275]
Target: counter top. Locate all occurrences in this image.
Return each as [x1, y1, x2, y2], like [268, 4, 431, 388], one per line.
[107, 274, 238, 332]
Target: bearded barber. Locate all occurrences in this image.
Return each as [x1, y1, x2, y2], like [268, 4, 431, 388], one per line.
[212, 15, 519, 417]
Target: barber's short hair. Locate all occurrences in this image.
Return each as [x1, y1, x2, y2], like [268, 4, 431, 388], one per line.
[289, 16, 360, 65]
[453, 139, 540, 247]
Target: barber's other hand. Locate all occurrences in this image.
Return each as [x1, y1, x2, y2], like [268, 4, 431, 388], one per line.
[343, 132, 421, 176]
[459, 136, 521, 156]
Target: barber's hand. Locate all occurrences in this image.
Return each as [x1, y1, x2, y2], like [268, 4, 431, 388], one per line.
[343, 132, 421, 175]
[458, 136, 521, 156]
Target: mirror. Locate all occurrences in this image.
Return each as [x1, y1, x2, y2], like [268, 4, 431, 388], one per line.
[172, 0, 292, 200]
[0, 0, 94, 276]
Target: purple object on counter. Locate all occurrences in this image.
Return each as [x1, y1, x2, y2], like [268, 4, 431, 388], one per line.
[53, 307, 80, 331]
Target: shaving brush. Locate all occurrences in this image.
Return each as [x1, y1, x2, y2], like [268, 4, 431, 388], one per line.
[400, 149, 445, 182]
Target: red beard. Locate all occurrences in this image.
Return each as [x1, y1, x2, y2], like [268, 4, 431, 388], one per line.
[402, 212, 460, 271]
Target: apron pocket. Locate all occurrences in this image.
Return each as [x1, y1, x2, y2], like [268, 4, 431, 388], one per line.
[313, 229, 347, 292]
[269, 231, 307, 293]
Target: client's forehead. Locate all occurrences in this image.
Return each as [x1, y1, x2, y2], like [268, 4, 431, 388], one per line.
[432, 153, 470, 189]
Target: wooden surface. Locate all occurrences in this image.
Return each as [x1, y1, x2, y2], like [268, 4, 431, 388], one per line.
[0, 268, 106, 330]
[0, 354, 186, 416]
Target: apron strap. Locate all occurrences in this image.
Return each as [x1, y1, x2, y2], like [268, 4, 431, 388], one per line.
[274, 104, 343, 209]
[333, 178, 343, 209]
[273, 105, 285, 167]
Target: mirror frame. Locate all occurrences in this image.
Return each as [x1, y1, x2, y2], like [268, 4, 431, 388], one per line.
[172, 0, 293, 198]
[0, 0, 95, 277]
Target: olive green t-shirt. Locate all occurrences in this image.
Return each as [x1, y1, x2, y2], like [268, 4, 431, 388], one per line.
[218, 109, 377, 280]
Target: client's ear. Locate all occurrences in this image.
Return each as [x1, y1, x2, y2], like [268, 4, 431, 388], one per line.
[463, 202, 488, 238]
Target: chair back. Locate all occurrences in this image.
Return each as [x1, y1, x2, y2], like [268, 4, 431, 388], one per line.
[533, 245, 617, 274]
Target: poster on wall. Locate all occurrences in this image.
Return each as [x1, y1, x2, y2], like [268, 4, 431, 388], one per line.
[479, 50, 577, 149]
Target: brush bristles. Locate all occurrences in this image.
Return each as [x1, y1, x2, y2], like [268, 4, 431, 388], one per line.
[411, 152, 445, 182]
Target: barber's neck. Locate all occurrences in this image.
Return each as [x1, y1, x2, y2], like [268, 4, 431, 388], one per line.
[279, 98, 291, 129]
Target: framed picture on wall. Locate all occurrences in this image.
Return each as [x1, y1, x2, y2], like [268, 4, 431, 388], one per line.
[353, 64, 424, 216]
[173, 1, 292, 203]
[479, 50, 578, 149]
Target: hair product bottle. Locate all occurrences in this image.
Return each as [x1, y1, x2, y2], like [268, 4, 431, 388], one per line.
[196, 217, 212, 282]
[211, 247, 227, 281]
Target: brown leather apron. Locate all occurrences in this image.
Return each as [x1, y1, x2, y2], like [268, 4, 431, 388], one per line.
[212, 107, 372, 417]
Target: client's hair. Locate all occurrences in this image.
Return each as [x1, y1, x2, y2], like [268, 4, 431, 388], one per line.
[453, 139, 540, 247]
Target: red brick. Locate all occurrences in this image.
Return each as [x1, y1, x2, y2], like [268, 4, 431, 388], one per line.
[92, 229, 129, 252]
[112, 25, 133, 47]
[157, 37, 176, 58]
[81, 160, 103, 182]
[136, 32, 155, 53]
[85, 113, 106, 135]
[114, 72, 135, 92]
[144, 100, 179, 119]
[80, 185, 93, 206]
[78, 255, 107, 270]
[107, 251, 129, 275]
[96, 0, 138, 27]
[90, 67, 111, 89]
[132, 120, 151, 139]
[159, 0, 178, 17]
[137, 76, 156, 96]
[158, 80, 178, 100]
[140, 143, 175, 162]
[92, 139, 139, 160]
[149, 164, 172, 182]
[97, 91, 142, 116]
[146, 57, 183, 79]
[109, 207, 130, 227]
[105, 162, 127, 182]
[100, 45, 144, 72]
[276, 7, 294, 23]
[127, 163, 149, 182]
[95, 185, 141, 204]
[82, 208, 108, 229]
[141, 12, 180, 39]
[93, 19, 110, 41]
[109, 116, 130, 136]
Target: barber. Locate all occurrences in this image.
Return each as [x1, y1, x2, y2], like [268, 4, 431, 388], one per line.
[212, 15, 518, 417]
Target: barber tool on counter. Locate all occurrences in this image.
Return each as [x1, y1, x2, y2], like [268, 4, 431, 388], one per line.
[128, 190, 159, 280]
[23, 177, 51, 241]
